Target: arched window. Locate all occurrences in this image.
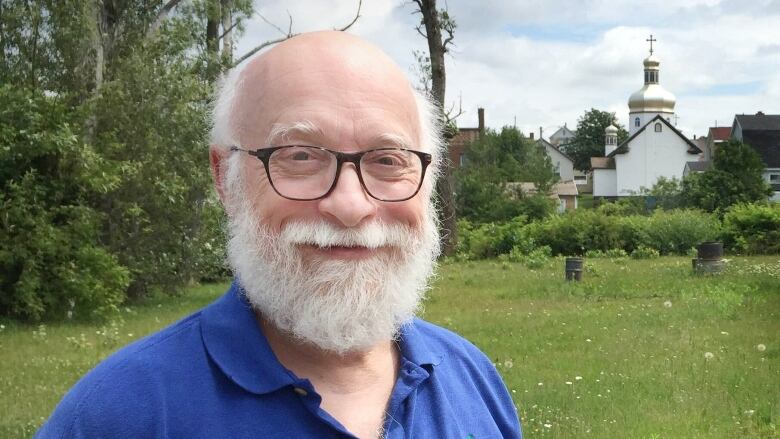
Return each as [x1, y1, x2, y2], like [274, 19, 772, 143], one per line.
[654, 123, 662, 132]
[635, 117, 640, 127]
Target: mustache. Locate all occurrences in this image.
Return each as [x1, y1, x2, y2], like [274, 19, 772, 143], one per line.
[279, 220, 420, 249]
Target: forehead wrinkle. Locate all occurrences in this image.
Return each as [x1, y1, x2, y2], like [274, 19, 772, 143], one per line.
[374, 133, 413, 149]
[266, 120, 324, 145]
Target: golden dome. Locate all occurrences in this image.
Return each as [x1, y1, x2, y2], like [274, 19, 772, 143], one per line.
[628, 54, 676, 113]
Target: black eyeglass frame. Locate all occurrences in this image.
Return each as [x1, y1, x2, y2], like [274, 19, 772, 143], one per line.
[230, 145, 433, 202]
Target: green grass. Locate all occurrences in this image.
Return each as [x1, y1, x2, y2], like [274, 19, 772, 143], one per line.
[1, 257, 778, 438]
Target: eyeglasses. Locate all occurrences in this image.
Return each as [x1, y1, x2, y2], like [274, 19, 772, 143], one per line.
[230, 145, 432, 202]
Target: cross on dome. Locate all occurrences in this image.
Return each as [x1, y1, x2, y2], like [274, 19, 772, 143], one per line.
[646, 34, 657, 55]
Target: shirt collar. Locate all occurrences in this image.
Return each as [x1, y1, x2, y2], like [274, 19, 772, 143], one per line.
[200, 282, 296, 394]
[200, 281, 445, 395]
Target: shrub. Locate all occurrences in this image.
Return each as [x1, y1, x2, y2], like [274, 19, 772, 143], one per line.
[0, 86, 129, 321]
[631, 246, 660, 259]
[722, 203, 780, 254]
[643, 209, 720, 255]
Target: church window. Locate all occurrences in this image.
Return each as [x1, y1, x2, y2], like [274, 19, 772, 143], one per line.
[654, 123, 662, 132]
[634, 117, 640, 127]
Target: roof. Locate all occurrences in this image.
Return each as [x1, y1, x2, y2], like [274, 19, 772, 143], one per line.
[536, 138, 574, 162]
[591, 157, 615, 169]
[708, 127, 731, 141]
[510, 181, 579, 198]
[685, 161, 711, 172]
[735, 114, 780, 131]
[741, 130, 780, 167]
[608, 115, 702, 157]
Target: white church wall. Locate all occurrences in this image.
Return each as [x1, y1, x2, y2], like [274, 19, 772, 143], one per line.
[628, 111, 674, 136]
[615, 122, 694, 195]
[593, 169, 617, 196]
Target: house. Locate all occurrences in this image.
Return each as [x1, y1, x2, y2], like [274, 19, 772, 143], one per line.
[536, 138, 575, 182]
[449, 108, 484, 169]
[512, 181, 579, 213]
[704, 126, 731, 162]
[731, 112, 780, 201]
[549, 124, 576, 147]
[591, 38, 701, 198]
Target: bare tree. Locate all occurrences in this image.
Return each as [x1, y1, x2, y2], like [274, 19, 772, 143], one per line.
[411, 0, 458, 256]
[232, 0, 363, 67]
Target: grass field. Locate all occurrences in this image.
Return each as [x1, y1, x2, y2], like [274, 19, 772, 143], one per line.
[1, 256, 778, 438]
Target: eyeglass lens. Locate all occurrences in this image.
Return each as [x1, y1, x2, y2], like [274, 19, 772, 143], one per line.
[267, 146, 423, 201]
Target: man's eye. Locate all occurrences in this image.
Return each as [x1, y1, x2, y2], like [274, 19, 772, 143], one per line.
[376, 156, 400, 166]
[291, 152, 311, 161]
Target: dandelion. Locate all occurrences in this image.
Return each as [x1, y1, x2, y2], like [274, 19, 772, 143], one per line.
[756, 344, 766, 352]
[586, 338, 592, 342]
[543, 423, 552, 428]
[744, 409, 755, 416]
[704, 352, 714, 360]
[503, 359, 514, 369]
[575, 376, 583, 381]
[538, 382, 544, 386]
[565, 381, 573, 385]
[720, 331, 729, 335]
[663, 300, 672, 308]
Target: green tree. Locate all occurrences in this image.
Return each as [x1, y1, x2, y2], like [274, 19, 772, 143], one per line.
[563, 109, 628, 171]
[682, 139, 772, 213]
[0, 85, 129, 321]
[455, 127, 557, 222]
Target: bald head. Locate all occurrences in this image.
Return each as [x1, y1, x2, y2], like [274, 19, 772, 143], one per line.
[212, 32, 441, 160]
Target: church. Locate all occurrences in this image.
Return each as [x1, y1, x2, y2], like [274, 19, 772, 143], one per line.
[591, 37, 701, 197]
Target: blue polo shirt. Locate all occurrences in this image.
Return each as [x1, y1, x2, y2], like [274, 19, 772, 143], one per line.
[36, 283, 522, 438]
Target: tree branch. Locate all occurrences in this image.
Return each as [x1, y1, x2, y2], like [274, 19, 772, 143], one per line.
[258, 10, 292, 37]
[218, 17, 240, 41]
[146, 0, 182, 39]
[234, 0, 362, 67]
[335, 0, 362, 31]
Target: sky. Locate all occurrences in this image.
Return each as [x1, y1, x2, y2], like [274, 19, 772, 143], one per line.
[234, 0, 780, 139]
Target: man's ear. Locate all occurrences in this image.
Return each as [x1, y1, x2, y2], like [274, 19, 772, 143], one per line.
[209, 145, 230, 204]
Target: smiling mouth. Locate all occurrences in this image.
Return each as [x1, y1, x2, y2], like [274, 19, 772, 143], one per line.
[299, 244, 379, 260]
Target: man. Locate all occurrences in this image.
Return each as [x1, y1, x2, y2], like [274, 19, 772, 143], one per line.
[37, 31, 522, 438]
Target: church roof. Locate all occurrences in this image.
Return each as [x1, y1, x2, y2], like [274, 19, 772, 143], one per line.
[608, 115, 702, 158]
[591, 157, 615, 169]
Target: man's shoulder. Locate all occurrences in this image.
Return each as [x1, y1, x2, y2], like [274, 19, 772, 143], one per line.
[409, 317, 494, 363]
[35, 311, 206, 438]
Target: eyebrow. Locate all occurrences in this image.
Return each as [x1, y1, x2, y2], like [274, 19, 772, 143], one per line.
[375, 133, 413, 149]
[266, 120, 324, 145]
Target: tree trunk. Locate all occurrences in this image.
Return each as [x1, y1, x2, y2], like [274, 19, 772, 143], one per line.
[416, 0, 457, 257]
[220, 0, 233, 62]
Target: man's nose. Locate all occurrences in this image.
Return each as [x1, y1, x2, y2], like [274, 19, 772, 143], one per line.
[317, 164, 376, 228]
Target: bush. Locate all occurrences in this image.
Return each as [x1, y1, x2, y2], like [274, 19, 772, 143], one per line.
[722, 203, 780, 254]
[0, 86, 129, 321]
[642, 209, 720, 255]
[456, 206, 723, 259]
[631, 246, 660, 259]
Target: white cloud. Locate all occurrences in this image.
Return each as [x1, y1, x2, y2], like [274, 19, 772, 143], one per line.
[235, 0, 780, 138]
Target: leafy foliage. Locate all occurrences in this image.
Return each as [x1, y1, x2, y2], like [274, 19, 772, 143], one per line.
[681, 139, 773, 213]
[455, 127, 557, 222]
[0, 86, 129, 320]
[563, 109, 628, 171]
[722, 203, 780, 254]
[455, 206, 723, 260]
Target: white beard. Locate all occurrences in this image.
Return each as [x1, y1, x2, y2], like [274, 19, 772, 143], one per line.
[225, 194, 440, 354]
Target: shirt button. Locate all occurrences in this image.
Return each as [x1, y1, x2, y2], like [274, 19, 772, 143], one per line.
[293, 387, 308, 397]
